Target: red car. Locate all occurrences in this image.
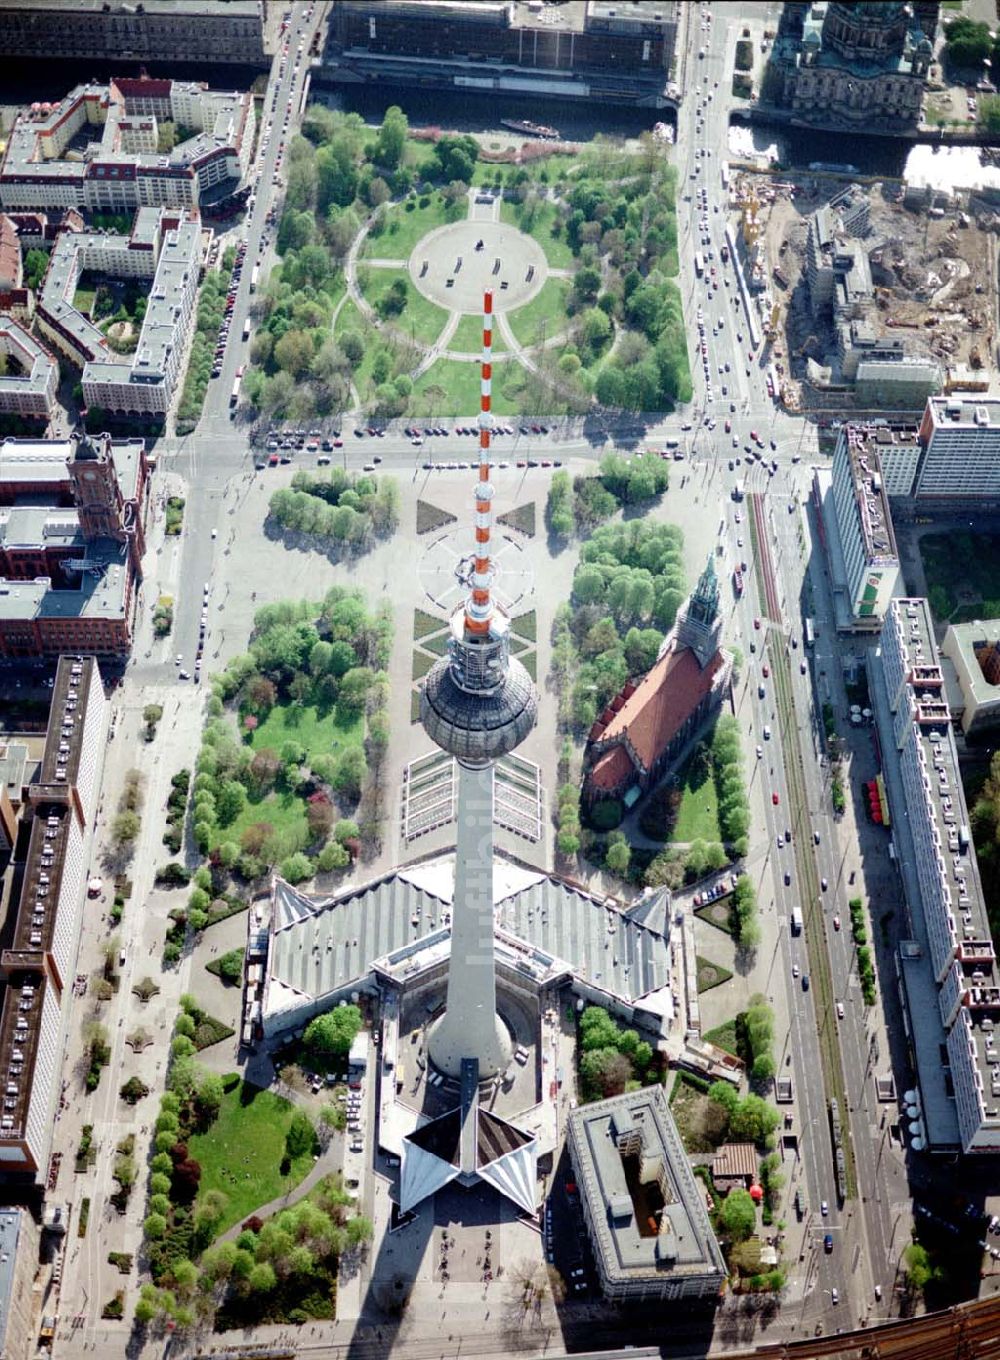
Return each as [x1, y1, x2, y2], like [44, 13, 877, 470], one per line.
[754, 617, 761, 630]
[772, 792, 780, 806]
[762, 665, 770, 678]
[724, 419, 731, 433]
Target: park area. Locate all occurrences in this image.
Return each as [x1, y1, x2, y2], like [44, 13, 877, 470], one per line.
[187, 1079, 317, 1236]
[919, 529, 1000, 623]
[242, 103, 689, 429]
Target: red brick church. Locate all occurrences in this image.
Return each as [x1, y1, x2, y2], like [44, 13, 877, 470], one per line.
[583, 555, 732, 811]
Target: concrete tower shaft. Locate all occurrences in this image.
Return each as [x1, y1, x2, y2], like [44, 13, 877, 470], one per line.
[419, 289, 538, 1079]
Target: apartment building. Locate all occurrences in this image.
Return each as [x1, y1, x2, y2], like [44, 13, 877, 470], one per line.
[0, 77, 252, 214]
[0, 657, 107, 1178]
[0, 0, 266, 67]
[0, 318, 58, 421]
[36, 207, 200, 418]
[881, 598, 1000, 1154]
[829, 423, 900, 628]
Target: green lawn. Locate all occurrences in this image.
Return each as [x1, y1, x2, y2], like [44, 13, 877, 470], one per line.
[213, 786, 309, 859]
[506, 277, 572, 348]
[696, 957, 734, 995]
[411, 356, 525, 417]
[73, 286, 96, 315]
[448, 311, 507, 355]
[357, 266, 449, 347]
[670, 760, 723, 844]
[498, 198, 575, 269]
[361, 194, 464, 262]
[188, 1081, 316, 1237]
[250, 700, 364, 760]
[703, 1018, 739, 1055]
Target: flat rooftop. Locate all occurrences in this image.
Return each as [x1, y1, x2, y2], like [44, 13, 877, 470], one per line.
[926, 396, 1000, 433]
[840, 422, 898, 564]
[569, 1085, 726, 1287]
[891, 598, 1000, 1138]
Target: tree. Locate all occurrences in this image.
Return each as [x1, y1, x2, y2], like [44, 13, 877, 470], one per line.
[248, 1262, 277, 1293]
[579, 1006, 621, 1052]
[274, 329, 315, 378]
[304, 1004, 363, 1057]
[605, 838, 631, 876]
[729, 1093, 780, 1145]
[580, 1048, 633, 1099]
[367, 175, 391, 208]
[111, 810, 140, 844]
[285, 1108, 316, 1160]
[144, 1213, 167, 1241]
[120, 1075, 149, 1105]
[720, 1188, 757, 1243]
[24, 248, 49, 291]
[903, 1242, 933, 1292]
[195, 1072, 224, 1121]
[375, 105, 408, 169]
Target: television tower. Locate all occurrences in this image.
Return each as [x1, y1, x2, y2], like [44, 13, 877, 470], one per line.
[420, 290, 538, 1079]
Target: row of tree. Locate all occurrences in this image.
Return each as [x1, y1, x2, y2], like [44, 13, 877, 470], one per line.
[177, 247, 237, 435]
[556, 520, 686, 732]
[546, 453, 670, 540]
[712, 716, 751, 859]
[578, 1005, 655, 1101]
[268, 469, 399, 552]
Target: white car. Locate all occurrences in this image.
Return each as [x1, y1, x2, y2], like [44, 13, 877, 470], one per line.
[836, 1002, 845, 1019]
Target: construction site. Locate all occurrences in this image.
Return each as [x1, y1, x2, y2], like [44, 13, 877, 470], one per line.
[728, 167, 1000, 412]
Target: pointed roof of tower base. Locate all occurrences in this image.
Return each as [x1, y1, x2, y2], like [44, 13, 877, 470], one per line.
[400, 1075, 538, 1216]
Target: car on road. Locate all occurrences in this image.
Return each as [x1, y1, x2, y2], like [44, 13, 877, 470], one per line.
[792, 962, 799, 978]
[836, 1001, 845, 1019]
[821, 877, 828, 891]
[802, 974, 810, 991]
[784, 871, 791, 885]
[833, 915, 841, 931]
[754, 617, 761, 630]
[179, 669, 191, 680]
[821, 1200, 828, 1216]
[772, 792, 780, 805]
[762, 665, 770, 678]
[831, 1288, 839, 1305]
[800, 659, 807, 674]
[756, 744, 762, 758]
[824, 1234, 833, 1253]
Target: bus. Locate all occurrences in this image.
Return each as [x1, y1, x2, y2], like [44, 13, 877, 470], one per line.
[804, 618, 815, 648]
[242, 318, 251, 343]
[694, 252, 704, 278]
[733, 568, 744, 597]
[250, 264, 260, 293]
[230, 374, 241, 409]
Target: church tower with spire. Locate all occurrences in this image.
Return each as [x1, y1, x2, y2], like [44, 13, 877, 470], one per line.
[674, 554, 723, 671]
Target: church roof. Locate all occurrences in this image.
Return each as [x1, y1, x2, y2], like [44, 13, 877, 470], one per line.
[588, 642, 725, 790]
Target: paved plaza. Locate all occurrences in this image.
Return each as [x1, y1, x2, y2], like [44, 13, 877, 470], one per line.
[408, 218, 549, 315]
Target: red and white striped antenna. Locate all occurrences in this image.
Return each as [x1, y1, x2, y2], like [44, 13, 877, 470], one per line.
[465, 289, 495, 638]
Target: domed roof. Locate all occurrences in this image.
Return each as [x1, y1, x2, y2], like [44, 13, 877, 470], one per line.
[421, 654, 537, 763]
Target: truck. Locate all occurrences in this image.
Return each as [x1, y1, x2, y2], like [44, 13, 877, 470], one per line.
[694, 252, 704, 278]
[790, 907, 803, 934]
[250, 263, 260, 293]
[242, 318, 251, 342]
[720, 241, 729, 264]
